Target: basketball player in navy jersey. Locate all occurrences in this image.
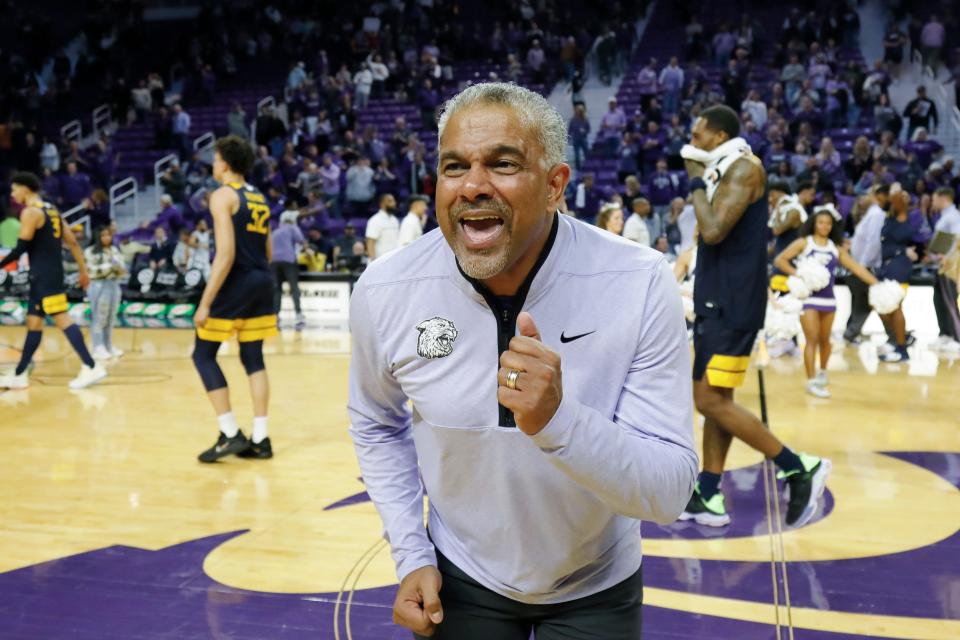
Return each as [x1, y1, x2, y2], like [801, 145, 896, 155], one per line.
[192, 136, 277, 462]
[0, 172, 107, 390]
[679, 106, 831, 528]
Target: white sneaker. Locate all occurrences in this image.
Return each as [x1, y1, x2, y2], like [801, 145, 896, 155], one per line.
[814, 371, 828, 387]
[93, 346, 112, 361]
[938, 339, 960, 353]
[0, 370, 28, 389]
[933, 335, 954, 349]
[876, 342, 895, 355]
[69, 363, 108, 389]
[295, 313, 306, 331]
[806, 380, 831, 398]
[109, 346, 124, 358]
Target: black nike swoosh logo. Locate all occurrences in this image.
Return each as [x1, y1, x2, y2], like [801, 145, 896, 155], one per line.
[560, 330, 596, 343]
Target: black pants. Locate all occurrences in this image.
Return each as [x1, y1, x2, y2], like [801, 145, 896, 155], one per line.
[843, 274, 873, 340]
[934, 274, 960, 340]
[414, 552, 643, 640]
[271, 261, 301, 314]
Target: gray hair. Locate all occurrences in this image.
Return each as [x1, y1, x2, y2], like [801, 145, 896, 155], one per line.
[436, 82, 568, 169]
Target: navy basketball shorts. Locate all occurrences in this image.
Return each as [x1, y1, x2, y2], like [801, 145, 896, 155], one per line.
[28, 283, 69, 317]
[692, 316, 758, 389]
[197, 269, 277, 343]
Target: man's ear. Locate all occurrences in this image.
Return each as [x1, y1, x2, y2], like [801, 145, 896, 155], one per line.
[547, 163, 571, 211]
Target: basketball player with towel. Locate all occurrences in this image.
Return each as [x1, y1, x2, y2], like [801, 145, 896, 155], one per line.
[678, 105, 831, 528]
[348, 83, 697, 638]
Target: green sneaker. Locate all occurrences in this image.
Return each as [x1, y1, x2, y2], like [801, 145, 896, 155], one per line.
[678, 488, 731, 527]
[779, 453, 832, 527]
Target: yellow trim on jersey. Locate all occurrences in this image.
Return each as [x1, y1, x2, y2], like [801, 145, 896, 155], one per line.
[41, 293, 69, 315]
[705, 354, 750, 388]
[196, 315, 278, 343]
[770, 274, 790, 292]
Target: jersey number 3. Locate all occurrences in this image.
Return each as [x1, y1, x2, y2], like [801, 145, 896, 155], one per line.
[49, 214, 62, 239]
[246, 203, 270, 235]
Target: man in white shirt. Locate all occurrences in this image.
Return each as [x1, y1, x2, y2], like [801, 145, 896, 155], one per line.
[399, 195, 429, 247]
[353, 63, 374, 110]
[622, 198, 651, 246]
[365, 193, 400, 260]
[844, 185, 889, 342]
[367, 53, 390, 98]
[741, 90, 768, 129]
[931, 186, 960, 349]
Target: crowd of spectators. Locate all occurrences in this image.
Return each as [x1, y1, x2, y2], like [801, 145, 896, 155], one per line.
[565, 3, 959, 278]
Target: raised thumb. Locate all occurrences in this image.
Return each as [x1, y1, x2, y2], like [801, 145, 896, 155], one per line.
[517, 311, 541, 341]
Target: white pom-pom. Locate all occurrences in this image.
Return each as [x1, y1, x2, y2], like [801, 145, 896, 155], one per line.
[765, 303, 800, 340]
[796, 258, 831, 293]
[786, 275, 810, 299]
[869, 279, 905, 314]
[778, 294, 804, 315]
[681, 295, 695, 322]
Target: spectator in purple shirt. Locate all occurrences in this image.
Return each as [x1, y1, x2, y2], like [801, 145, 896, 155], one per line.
[920, 15, 946, 72]
[42, 168, 62, 207]
[816, 137, 843, 182]
[639, 121, 665, 175]
[417, 78, 440, 130]
[904, 127, 943, 168]
[713, 24, 737, 65]
[793, 97, 825, 137]
[155, 194, 186, 234]
[599, 97, 627, 155]
[319, 154, 342, 217]
[617, 132, 640, 183]
[60, 162, 93, 209]
[808, 54, 831, 91]
[636, 59, 659, 110]
[526, 39, 546, 84]
[658, 57, 685, 115]
[743, 120, 766, 157]
[908, 193, 935, 244]
[271, 210, 307, 325]
[824, 78, 849, 129]
[573, 173, 603, 219]
[646, 158, 681, 217]
[764, 138, 790, 170]
[568, 104, 591, 170]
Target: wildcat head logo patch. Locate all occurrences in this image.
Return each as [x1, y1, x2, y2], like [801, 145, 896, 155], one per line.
[416, 317, 458, 359]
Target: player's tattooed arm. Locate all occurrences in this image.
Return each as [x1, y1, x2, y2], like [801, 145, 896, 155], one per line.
[691, 158, 765, 245]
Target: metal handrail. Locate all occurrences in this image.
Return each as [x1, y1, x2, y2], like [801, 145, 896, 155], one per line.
[257, 96, 276, 114]
[92, 104, 112, 138]
[193, 131, 216, 165]
[61, 120, 81, 144]
[60, 203, 85, 223]
[153, 153, 179, 206]
[193, 131, 215, 153]
[62, 203, 91, 240]
[109, 177, 138, 220]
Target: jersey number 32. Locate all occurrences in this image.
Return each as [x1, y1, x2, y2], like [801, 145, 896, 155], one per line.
[246, 203, 270, 235]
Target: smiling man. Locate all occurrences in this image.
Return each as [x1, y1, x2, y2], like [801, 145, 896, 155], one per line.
[347, 83, 697, 639]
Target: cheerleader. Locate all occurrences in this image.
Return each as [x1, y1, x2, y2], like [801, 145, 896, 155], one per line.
[774, 205, 879, 397]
